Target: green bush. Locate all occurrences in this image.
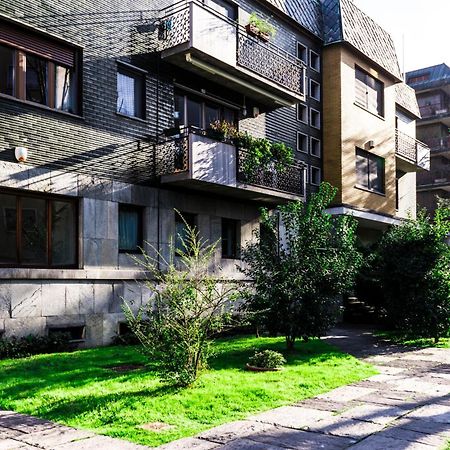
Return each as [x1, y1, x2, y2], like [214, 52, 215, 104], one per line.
[374, 207, 450, 342]
[248, 349, 286, 368]
[0, 333, 72, 359]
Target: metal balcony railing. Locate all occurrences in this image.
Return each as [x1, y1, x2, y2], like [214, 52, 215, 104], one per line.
[155, 127, 305, 196]
[418, 169, 450, 187]
[157, 0, 305, 96]
[424, 136, 450, 152]
[418, 102, 450, 119]
[395, 129, 430, 169]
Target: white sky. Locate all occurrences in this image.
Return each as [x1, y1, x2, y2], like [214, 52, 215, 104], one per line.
[352, 0, 450, 74]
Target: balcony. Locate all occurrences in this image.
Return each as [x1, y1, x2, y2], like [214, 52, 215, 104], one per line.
[395, 129, 430, 171]
[418, 169, 450, 191]
[425, 136, 450, 155]
[418, 102, 450, 126]
[155, 128, 305, 203]
[157, 1, 306, 106]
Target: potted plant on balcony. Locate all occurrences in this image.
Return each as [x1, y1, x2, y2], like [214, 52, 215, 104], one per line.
[208, 120, 237, 142]
[246, 13, 276, 42]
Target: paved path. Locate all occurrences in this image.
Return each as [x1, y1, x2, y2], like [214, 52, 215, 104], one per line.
[1, 326, 449, 449]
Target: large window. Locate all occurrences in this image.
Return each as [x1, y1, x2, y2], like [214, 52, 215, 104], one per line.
[0, 191, 77, 267]
[174, 91, 237, 129]
[175, 212, 196, 255]
[118, 205, 143, 253]
[117, 65, 145, 119]
[355, 66, 384, 117]
[0, 21, 79, 114]
[221, 218, 240, 259]
[355, 148, 385, 194]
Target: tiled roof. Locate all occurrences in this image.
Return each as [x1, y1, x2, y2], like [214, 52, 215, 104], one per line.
[265, 0, 323, 38]
[395, 83, 421, 118]
[406, 63, 450, 91]
[320, 0, 402, 81]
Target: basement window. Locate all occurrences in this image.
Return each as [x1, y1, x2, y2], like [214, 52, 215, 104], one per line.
[48, 325, 85, 342]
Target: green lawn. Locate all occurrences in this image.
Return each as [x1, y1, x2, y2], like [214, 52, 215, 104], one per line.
[0, 336, 376, 447]
[376, 331, 450, 348]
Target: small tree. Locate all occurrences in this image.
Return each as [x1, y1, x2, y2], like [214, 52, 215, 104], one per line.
[124, 215, 236, 386]
[374, 206, 450, 342]
[241, 182, 362, 350]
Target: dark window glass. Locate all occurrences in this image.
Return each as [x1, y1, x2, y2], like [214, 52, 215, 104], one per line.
[0, 45, 14, 96]
[222, 107, 236, 124]
[186, 98, 202, 128]
[175, 212, 196, 255]
[119, 205, 142, 253]
[174, 93, 185, 125]
[221, 218, 240, 259]
[0, 193, 17, 263]
[355, 148, 385, 194]
[21, 197, 47, 265]
[117, 67, 145, 118]
[26, 54, 48, 105]
[206, 0, 236, 19]
[310, 166, 321, 186]
[205, 103, 220, 128]
[297, 43, 307, 64]
[355, 67, 384, 116]
[55, 64, 76, 113]
[51, 200, 76, 266]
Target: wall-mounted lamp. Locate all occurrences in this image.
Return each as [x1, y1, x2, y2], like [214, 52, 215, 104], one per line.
[15, 146, 28, 163]
[367, 140, 375, 149]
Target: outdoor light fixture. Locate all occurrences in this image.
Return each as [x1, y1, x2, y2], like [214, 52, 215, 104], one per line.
[367, 140, 375, 149]
[14, 146, 28, 163]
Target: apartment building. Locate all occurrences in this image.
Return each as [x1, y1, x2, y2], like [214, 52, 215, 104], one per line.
[0, 0, 427, 344]
[406, 63, 450, 213]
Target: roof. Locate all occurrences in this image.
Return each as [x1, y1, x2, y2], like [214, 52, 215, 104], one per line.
[406, 63, 450, 91]
[395, 83, 421, 118]
[264, 0, 323, 38]
[320, 0, 402, 81]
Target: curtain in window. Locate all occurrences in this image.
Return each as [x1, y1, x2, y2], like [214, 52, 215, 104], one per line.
[119, 209, 139, 251]
[55, 65, 73, 112]
[117, 72, 135, 117]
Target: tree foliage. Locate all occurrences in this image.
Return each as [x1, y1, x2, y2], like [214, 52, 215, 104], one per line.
[124, 215, 236, 386]
[374, 206, 450, 342]
[241, 182, 362, 350]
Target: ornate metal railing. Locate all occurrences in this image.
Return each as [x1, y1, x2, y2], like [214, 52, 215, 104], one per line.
[157, 0, 305, 96]
[425, 136, 450, 151]
[155, 133, 189, 176]
[237, 150, 305, 196]
[395, 129, 430, 166]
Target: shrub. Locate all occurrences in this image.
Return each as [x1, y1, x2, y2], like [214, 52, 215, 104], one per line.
[0, 333, 72, 359]
[374, 207, 450, 342]
[241, 182, 362, 350]
[124, 213, 238, 386]
[248, 350, 286, 368]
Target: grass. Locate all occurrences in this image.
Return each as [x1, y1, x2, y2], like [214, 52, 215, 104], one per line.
[376, 330, 450, 348]
[0, 336, 376, 447]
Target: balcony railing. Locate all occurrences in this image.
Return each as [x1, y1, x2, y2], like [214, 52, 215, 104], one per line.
[395, 129, 430, 170]
[418, 169, 450, 187]
[418, 102, 450, 119]
[155, 127, 305, 197]
[157, 0, 305, 98]
[424, 136, 450, 152]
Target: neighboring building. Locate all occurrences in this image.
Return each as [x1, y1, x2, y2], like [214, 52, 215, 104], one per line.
[406, 63, 450, 213]
[0, 0, 427, 344]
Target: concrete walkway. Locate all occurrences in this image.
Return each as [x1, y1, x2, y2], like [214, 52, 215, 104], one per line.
[1, 326, 449, 449]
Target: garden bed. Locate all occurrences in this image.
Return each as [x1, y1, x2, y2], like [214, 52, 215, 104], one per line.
[0, 335, 376, 447]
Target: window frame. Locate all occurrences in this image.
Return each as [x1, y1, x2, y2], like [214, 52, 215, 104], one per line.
[309, 49, 320, 72]
[118, 204, 144, 254]
[116, 63, 146, 120]
[296, 103, 308, 123]
[0, 189, 79, 269]
[296, 131, 308, 153]
[310, 165, 321, 186]
[296, 42, 308, 65]
[310, 137, 321, 157]
[355, 147, 385, 194]
[309, 79, 320, 101]
[354, 65, 384, 117]
[310, 108, 321, 129]
[221, 217, 240, 260]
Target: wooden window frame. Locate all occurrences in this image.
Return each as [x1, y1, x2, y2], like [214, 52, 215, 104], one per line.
[0, 189, 78, 269]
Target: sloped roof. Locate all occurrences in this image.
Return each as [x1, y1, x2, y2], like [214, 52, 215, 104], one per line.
[395, 83, 421, 118]
[406, 63, 450, 90]
[320, 0, 402, 81]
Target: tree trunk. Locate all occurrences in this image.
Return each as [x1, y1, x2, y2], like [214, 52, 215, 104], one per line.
[286, 336, 295, 351]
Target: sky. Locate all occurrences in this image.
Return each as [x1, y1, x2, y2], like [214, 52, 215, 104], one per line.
[352, 0, 450, 74]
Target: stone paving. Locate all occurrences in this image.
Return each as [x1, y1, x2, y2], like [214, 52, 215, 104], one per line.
[0, 326, 449, 449]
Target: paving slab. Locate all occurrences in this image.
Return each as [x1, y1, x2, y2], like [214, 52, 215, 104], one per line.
[405, 403, 450, 424]
[306, 416, 385, 439]
[55, 435, 151, 449]
[346, 434, 436, 450]
[197, 420, 273, 444]
[393, 417, 450, 437]
[317, 386, 377, 402]
[14, 426, 96, 448]
[218, 438, 285, 450]
[380, 426, 448, 447]
[338, 403, 411, 425]
[158, 437, 219, 450]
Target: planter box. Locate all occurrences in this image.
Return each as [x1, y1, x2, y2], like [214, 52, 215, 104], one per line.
[245, 23, 260, 38]
[246, 363, 283, 372]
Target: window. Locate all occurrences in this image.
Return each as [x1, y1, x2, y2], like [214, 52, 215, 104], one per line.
[48, 326, 85, 342]
[175, 211, 196, 255]
[221, 218, 240, 259]
[310, 50, 320, 72]
[310, 166, 321, 186]
[355, 148, 385, 194]
[297, 132, 308, 153]
[205, 0, 237, 19]
[174, 90, 237, 129]
[310, 108, 320, 129]
[355, 66, 384, 117]
[118, 205, 143, 253]
[0, 191, 77, 267]
[297, 103, 308, 123]
[117, 65, 145, 119]
[297, 42, 307, 64]
[310, 137, 321, 157]
[310, 79, 320, 101]
[0, 21, 79, 114]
